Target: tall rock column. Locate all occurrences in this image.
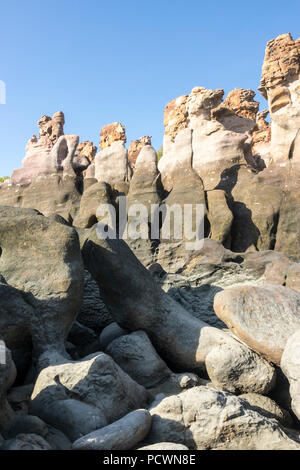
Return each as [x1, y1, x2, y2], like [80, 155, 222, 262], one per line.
[95, 122, 130, 188]
[259, 33, 300, 164]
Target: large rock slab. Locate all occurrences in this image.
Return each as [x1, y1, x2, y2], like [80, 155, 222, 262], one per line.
[72, 409, 151, 450]
[147, 386, 300, 450]
[214, 283, 300, 364]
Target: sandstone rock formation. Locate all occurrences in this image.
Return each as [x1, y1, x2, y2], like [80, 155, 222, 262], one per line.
[158, 86, 258, 192]
[128, 136, 152, 169]
[95, 140, 130, 187]
[99, 122, 126, 150]
[11, 112, 84, 185]
[1, 32, 300, 452]
[259, 33, 300, 163]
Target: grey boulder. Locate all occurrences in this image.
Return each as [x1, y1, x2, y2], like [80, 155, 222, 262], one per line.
[72, 409, 151, 450]
[205, 340, 276, 394]
[30, 352, 149, 441]
[147, 386, 300, 450]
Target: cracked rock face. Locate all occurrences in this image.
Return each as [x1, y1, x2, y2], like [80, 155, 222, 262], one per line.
[159, 86, 258, 191]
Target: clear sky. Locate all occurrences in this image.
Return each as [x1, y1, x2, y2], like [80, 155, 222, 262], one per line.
[0, 0, 299, 177]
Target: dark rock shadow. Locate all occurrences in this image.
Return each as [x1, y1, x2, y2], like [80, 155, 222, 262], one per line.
[166, 284, 225, 329]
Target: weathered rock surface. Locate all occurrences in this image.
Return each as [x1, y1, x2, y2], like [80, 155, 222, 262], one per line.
[0, 207, 84, 355]
[72, 409, 151, 450]
[0, 174, 82, 223]
[259, 33, 300, 163]
[214, 283, 300, 364]
[106, 331, 172, 389]
[80, 228, 280, 387]
[159, 86, 256, 192]
[100, 122, 126, 150]
[281, 329, 300, 421]
[95, 141, 130, 186]
[206, 189, 233, 247]
[128, 136, 152, 169]
[30, 352, 149, 441]
[73, 181, 112, 228]
[126, 145, 161, 266]
[160, 239, 300, 327]
[239, 393, 293, 428]
[205, 341, 276, 394]
[11, 111, 84, 184]
[147, 386, 300, 450]
[3, 415, 71, 450]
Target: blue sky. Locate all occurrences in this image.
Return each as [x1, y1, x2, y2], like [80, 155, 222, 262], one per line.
[0, 0, 299, 176]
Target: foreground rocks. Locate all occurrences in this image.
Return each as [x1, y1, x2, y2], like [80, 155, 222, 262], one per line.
[30, 352, 149, 441]
[72, 409, 151, 450]
[0, 32, 300, 452]
[147, 386, 300, 450]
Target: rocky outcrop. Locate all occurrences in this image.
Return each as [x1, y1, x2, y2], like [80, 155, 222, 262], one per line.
[159, 87, 258, 192]
[128, 136, 152, 170]
[73, 141, 97, 175]
[259, 33, 300, 164]
[11, 112, 84, 185]
[95, 140, 130, 187]
[99, 122, 126, 150]
[250, 110, 271, 165]
[126, 145, 161, 266]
